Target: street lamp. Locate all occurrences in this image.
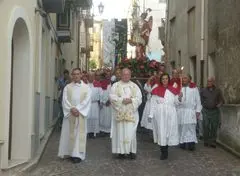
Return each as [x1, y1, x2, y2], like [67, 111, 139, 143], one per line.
[98, 2, 104, 15]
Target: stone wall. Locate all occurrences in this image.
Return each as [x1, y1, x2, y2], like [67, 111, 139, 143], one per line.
[208, 0, 240, 104]
[218, 105, 240, 156]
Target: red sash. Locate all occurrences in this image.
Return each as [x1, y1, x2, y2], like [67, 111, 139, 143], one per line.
[100, 79, 111, 90]
[151, 84, 180, 98]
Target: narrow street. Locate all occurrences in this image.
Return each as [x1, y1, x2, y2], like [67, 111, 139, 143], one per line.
[25, 128, 239, 176]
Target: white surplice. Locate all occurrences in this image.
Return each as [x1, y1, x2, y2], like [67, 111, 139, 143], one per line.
[99, 84, 112, 133]
[177, 86, 202, 143]
[141, 83, 158, 130]
[58, 82, 91, 160]
[87, 83, 101, 136]
[149, 90, 179, 146]
[110, 81, 142, 154]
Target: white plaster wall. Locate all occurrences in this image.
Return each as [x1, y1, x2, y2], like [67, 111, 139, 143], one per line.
[166, 0, 202, 84]
[0, 0, 59, 169]
[61, 13, 79, 71]
[0, 3, 35, 168]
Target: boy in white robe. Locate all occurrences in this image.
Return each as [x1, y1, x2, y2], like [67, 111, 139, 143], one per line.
[58, 68, 91, 163]
[99, 70, 112, 134]
[87, 72, 101, 138]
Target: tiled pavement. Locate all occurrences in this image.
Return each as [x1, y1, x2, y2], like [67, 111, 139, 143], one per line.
[24, 128, 240, 176]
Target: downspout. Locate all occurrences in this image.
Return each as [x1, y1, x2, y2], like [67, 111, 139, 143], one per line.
[85, 20, 88, 71]
[165, 0, 170, 72]
[77, 19, 80, 68]
[200, 0, 205, 61]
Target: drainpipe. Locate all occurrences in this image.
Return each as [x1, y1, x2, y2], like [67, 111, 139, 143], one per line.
[77, 20, 81, 68]
[85, 25, 88, 71]
[200, 0, 205, 61]
[165, 0, 170, 72]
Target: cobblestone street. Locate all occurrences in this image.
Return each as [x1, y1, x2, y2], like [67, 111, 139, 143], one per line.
[25, 128, 240, 176]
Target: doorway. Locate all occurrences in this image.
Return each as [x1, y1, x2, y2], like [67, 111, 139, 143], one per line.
[9, 18, 30, 162]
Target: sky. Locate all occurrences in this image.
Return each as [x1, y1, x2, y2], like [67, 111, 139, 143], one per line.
[93, 0, 166, 20]
[93, 0, 132, 20]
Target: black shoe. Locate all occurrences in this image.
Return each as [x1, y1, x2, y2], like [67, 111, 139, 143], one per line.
[117, 154, 125, 159]
[188, 142, 196, 151]
[204, 142, 209, 147]
[179, 143, 186, 150]
[129, 153, 136, 160]
[88, 133, 95, 139]
[160, 146, 168, 160]
[210, 144, 216, 148]
[71, 157, 81, 164]
[160, 152, 168, 160]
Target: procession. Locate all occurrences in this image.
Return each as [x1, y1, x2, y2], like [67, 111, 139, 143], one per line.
[1, 0, 240, 175]
[57, 65, 223, 163]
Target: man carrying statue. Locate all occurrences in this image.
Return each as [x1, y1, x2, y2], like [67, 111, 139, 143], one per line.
[110, 68, 142, 159]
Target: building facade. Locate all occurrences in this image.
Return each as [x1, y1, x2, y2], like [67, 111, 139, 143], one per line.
[0, 0, 92, 170]
[165, 0, 206, 86]
[114, 19, 128, 66]
[165, 0, 240, 156]
[207, 0, 240, 156]
[90, 21, 103, 69]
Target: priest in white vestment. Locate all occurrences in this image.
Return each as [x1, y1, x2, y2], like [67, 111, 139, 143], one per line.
[110, 68, 142, 159]
[177, 74, 202, 151]
[58, 68, 91, 163]
[149, 73, 180, 160]
[87, 72, 101, 137]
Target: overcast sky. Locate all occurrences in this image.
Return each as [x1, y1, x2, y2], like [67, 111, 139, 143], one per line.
[93, 0, 132, 20]
[93, 0, 166, 21]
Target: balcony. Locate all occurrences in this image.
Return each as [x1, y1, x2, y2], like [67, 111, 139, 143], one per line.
[76, 0, 92, 8]
[57, 9, 71, 43]
[42, 0, 65, 13]
[85, 17, 93, 28]
[57, 30, 71, 42]
[66, 0, 92, 9]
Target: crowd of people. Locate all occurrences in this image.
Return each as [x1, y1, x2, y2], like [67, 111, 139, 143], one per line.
[56, 65, 224, 164]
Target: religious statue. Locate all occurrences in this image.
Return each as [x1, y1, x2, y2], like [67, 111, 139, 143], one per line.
[129, 7, 153, 60]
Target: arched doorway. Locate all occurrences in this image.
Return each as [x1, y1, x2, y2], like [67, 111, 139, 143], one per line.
[9, 18, 30, 162]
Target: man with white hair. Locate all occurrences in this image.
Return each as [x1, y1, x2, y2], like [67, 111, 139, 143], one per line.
[177, 73, 202, 151]
[110, 68, 142, 159]
[200, 77, 224, 148]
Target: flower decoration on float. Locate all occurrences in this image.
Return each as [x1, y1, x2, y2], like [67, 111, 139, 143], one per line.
[117, 57, 162, 78]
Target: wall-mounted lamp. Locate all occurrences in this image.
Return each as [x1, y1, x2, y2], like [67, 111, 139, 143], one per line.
[98, 2, 104, 15]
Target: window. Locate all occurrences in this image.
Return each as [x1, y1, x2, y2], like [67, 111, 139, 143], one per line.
[208, 53, 216, 78]
[159, 0, 166, 3]
[57, 9, 70, 29]
[178, 50, 181, 66]
[170, 61, 176, 69]
[188, 7, 196, 55]
[169, 17, 176, 63]
[190, 56, 197, 82]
